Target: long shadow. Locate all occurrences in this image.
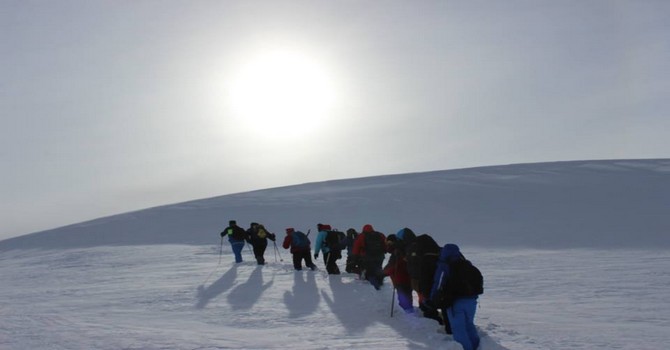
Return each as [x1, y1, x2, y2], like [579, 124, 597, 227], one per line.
[283, 271, 320, 318]
[227, 266, 273, 310]
[195, 265, 238, 309]
[320, 276, 376, 334]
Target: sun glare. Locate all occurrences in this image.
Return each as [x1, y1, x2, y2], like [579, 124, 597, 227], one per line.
[227, 50, 336, 136]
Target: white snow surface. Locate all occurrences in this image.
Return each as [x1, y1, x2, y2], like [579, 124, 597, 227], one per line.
[1, 159, 669, 349]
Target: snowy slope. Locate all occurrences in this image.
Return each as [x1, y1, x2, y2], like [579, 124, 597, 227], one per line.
[1, 159, 669, 251]
[1, 159, 669, 349]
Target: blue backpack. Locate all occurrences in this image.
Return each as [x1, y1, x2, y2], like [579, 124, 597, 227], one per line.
[292, 231, 310, 249]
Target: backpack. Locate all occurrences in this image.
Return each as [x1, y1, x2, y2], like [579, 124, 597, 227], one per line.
[405, 234, 440, 278]
[292, 231, 310, 249]
[324, 230, 345, 250]
[257, 226, 267, 239]
[363, 231, 385, 259]
[434, 259, 484, 308]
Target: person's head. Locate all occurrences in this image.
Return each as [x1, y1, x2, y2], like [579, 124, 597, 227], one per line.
[440, 243, 462, 262]
[362, 224, 374, 233]
[286, 227, 295, 235]
[250, 222, 259, 229]
[346, 228, 358, 238]
[386, 234, 397, 249]
[229, 220, 237, 227]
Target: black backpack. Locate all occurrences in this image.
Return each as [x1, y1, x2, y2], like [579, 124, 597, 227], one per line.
[324, 230, 345, 250]
[363, 231, 385, 259]
[405, 234, 440, 279]
[435, 259, 484, 308]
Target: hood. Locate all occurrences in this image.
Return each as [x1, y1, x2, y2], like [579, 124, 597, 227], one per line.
[439, 243, 462, 263]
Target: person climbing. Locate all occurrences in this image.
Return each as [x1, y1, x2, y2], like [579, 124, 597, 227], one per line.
[344, 228, 360, 274]
[383, 234, 414, 313]
[352, 224, 386, 290]
[313, 223, 345, 275]
[426, 244, 482, 350]
[246, 222, 276, 265]
[406, 233, 446, 329]
[282, 227, 317, 271]
[220, 220, 248, 264]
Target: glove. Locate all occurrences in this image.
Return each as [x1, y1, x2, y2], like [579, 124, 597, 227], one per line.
[314, 254, 318, 259]
[269, 233, 276, 242]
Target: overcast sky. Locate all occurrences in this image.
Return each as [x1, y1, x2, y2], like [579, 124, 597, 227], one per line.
[2, 0, 669, 240]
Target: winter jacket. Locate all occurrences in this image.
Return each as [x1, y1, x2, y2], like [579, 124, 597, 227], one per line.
[313, 230, 328, 256]
[221, 225, 247, 243]
[383, 251, 411, 287]
[430, 243, 470, 301]
[247, 226, 276, 246]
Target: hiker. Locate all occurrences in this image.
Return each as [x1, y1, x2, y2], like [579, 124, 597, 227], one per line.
[344, 228, 360, 274]
[383, 234, 414, 313]
[352, 224, 387, 290]
[220, 220, 248, 263]
[246, 223, 276, 265]
[282, 227, 317, 271]
[406, 233, 447, 329]
[313, 223, 345, 275]
[426, 244, 482, 350]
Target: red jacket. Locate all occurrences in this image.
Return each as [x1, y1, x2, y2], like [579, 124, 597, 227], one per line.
[383, 252, 411, 286]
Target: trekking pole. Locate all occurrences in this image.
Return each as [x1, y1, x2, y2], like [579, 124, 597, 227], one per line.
[273, 241, 283, 262]
[390, 287, 396, 317]
[273, 242, 278, 262]
[202, 237, 224, 286]
[218, 235, 224, 265]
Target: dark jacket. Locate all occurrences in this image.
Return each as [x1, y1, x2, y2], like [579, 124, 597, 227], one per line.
[221, 225, 247, 243]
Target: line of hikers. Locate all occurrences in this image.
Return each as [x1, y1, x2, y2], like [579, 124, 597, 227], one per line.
[220, 220, 483, 350]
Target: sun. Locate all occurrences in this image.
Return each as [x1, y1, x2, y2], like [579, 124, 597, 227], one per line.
[227, 50, 336, 136]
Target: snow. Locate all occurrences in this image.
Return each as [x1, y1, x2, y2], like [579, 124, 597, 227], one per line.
[1, 159, 669, 349]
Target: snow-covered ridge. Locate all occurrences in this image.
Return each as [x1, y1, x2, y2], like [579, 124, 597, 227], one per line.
[2, 159, 669, 251]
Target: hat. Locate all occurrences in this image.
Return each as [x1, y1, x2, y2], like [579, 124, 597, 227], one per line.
[286, 227, 295, 234]
[386, 234, 397, 243]
[362, 224, 374, 233]
[229, 220, 237, 226]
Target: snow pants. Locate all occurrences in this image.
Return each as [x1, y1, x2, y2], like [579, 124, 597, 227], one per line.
[323, 251, 341, 274]
[395, 283, 414, 312]
[230, 240, 245, 263]
[444, 297, 480, 350]
[292, 251, 316, 271]
[252, 242, 268, 265]
[362, 257, 384, 290]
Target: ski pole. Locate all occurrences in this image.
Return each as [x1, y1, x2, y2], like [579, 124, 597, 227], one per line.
[273, 241, 283, 262]
[202, 236, 224, 286]
[218, 235, 224, 265]
[390, 287, 396, 317]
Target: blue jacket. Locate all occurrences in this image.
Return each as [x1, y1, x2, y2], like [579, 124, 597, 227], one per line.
[314, 230, 329, 255]
[430, 243, 466, 301]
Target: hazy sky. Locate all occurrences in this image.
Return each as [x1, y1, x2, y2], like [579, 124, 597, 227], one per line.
[2, 0, 669, 240]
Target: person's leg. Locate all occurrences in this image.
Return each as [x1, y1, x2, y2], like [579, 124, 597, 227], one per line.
[304, 251, 317, 270]
[257, 243, 267, 265]
[292, 253, 302, 270]
[463, 298, 480, 350]
[231, 241, 244, 263]
[448, 300, 474, 350]
[397, 284, 414, 311]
